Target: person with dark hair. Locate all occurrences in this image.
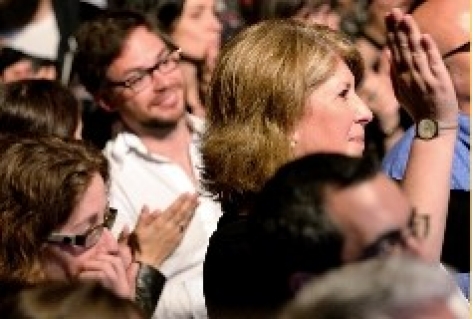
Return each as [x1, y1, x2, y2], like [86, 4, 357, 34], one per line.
[202, 9, 459, 317]
[75, 10, 222, 318]
[0, 281, 144, 319]
[0, 79, 82, 138]
[108, 0, 223, 118]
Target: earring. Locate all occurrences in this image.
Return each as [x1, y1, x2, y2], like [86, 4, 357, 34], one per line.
[290, 139, 297, 148]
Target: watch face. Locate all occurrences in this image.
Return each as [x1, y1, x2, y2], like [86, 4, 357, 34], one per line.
[417, 119, 438, 139]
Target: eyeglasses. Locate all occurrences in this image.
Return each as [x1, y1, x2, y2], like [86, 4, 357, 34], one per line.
[359, 209, 429, 260]
[106, 48, 181, 93]
[47, 208, 117, 249]
[442, 41, 470, 60]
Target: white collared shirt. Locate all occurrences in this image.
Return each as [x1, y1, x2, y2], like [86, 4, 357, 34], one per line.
[104, 115, 222, 318]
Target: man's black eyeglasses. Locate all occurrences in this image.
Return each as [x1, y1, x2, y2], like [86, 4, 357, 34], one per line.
[47, 208, 117, 249]
[106, 49, 181, 93]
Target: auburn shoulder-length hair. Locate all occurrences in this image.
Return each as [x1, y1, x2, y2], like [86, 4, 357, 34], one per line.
[0, 136, 109, 285]
[201, 19, 363, 213]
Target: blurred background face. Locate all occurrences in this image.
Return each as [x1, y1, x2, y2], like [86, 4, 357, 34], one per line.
[171, 0, 222, 60]
[293, 3, 341, 30]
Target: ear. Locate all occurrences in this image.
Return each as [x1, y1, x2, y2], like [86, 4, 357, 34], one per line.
[289, 130, 299, 149]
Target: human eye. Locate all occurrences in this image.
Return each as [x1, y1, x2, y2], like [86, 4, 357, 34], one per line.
[189, 6, 205, 19]
[124, 71, 146, 88]
[338, 84, 351, 100]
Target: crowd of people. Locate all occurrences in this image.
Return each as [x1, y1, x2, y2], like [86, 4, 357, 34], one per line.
[0, 0, 470, 318]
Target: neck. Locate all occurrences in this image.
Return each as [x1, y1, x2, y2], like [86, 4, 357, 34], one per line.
[137, 118, 197, 184]
[130, 118, 191, 153]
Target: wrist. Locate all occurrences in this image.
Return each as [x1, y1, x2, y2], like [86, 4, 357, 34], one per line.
[135, 252, 166, 268]
[415, 118, 458, 140]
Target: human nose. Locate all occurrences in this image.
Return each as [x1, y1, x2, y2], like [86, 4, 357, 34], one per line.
[151, 67, 172, 90]
[208, 11, 223, 33]
[96, 228, 120, 255]
[354, 94, 373, 125]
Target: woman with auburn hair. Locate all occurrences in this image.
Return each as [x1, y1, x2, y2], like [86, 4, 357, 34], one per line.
[0, 136, 171, 316]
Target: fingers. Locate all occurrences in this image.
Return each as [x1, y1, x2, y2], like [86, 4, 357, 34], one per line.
[78, 252, 132, 298]
[129, 193, 199, 266]
[118, 241, 133, 269]
[385, 7, 458, 122]
[170, 194, 198, 229]
[158, 193, 198, 227]
[385, 9, 404, 72]
[378, 49, 392, 76]
[118, 225, 131, 244]
[421, 34, 452, 84]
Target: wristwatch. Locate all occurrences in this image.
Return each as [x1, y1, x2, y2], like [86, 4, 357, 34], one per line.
[415, 118, 458, 140]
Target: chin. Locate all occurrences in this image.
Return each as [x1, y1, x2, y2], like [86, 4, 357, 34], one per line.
[345, 144, 365, 157]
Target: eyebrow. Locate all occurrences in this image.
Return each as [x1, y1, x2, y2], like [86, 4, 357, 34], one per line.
[69, 212, 101, 233]
[121, 48, 169, 76]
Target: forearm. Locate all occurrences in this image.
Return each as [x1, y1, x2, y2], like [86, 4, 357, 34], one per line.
[401, 129, 456, 262]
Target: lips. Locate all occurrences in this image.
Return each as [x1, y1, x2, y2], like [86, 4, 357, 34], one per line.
[152, 91, 178, 109]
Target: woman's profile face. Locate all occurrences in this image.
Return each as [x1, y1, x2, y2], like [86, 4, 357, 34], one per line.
[291, 59, 373, 158]
[171, 0, 222, 60]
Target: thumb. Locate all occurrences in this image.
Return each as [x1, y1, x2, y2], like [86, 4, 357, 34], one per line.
[118, 225, 131, 244]
[137, 205, 152, 228]
[379, 48, 392, 75]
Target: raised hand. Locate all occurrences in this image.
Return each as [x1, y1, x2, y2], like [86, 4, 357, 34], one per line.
[130, 193, 198, 267]
[385, 8, 458, 124]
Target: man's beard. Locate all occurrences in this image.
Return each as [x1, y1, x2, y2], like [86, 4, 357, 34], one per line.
[140, 118, 180, 131]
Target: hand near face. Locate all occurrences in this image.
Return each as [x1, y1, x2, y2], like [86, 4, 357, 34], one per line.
[129, 193, 198, 267]
[77, 232, 136, 299]
[385, 8, 458, 123]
